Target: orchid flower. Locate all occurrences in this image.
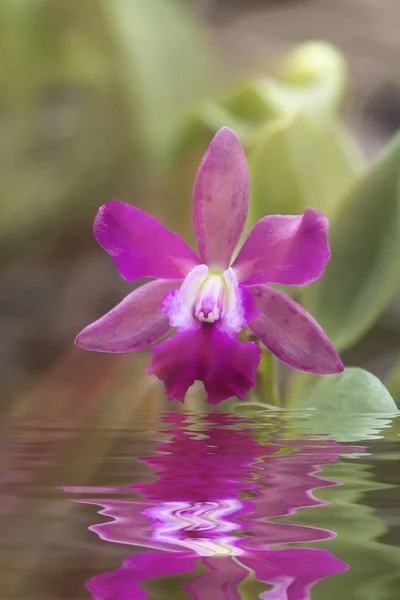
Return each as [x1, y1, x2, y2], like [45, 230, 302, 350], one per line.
[75, 127, 343, 403]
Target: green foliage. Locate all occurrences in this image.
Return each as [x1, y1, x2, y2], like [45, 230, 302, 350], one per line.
[302, 133, 400, 351]
[223, 41, 349, 124]
[292, 368, 398, 441]
[236, 368, 397, 441]
[100, 0, 214, 163]
[172, 41, 350, 160]
[385, 357, 400, 401]
[163, 40, 361, 258]
[299, 368, 398, 413]
[0, 0, 132, 257]
[249, 113, 362, 222]
[0, 0, 213, 258]
[284, 455, 400, 600]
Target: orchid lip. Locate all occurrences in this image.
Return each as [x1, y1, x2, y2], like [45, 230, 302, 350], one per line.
[193, 273, 226, 324]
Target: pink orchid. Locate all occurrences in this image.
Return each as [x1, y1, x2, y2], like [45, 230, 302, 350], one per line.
[75, 127, 343, 403]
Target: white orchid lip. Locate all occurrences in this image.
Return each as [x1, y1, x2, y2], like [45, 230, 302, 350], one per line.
[193, 273, 226, 324]
[161, 264, 255, 337]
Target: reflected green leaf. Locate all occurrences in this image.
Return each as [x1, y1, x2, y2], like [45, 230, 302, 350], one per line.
[284, 455, 400, 600]
[302, 132, 400, 351]
[293, 411, 395, 443]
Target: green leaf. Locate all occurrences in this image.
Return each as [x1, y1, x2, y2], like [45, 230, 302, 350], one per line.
[170, 101, 252, 163]
[254, 348, 281, 407]
[233, 369, 397, 442]
[300, 367, 398, 413]
[303, 132, 400, 351]
[248, 112, 362, 223]
[293, 368, 398, 441]
[284, 454, 400, 600]
[221, 79, 281, 123]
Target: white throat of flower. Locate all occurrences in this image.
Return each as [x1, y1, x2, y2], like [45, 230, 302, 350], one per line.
[193, 273, 226, 324]
[162, 264, 248, 335]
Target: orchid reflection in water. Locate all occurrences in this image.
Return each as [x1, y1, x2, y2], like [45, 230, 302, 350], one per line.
[66, 413, 362, 599]
[86, 548, 347, 600]
[75, 128, 343, 403]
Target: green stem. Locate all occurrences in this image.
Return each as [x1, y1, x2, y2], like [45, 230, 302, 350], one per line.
[255, 346, 281, 407]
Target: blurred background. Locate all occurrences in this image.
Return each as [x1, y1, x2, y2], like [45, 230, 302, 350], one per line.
[1, 0, 400, 409]
[1, 3, 400, 599]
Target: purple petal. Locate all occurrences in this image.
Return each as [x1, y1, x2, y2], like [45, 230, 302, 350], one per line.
[233, 208, 330, 286]
[75, 279, 181, 353]
[193, 128, 249, 269]
[94, 200, 200, 282]
[147, 327, 262, 404]
[248, 285, 344, 374]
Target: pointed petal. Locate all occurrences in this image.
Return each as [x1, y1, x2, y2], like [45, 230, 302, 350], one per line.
[248, 285, 343, 374]
[193, 128, 249, 269]
[75, 279, 181, 353]
[94, 200, 200, 282]
[147, 327, 261, 404]
[233, 208, 330, 286]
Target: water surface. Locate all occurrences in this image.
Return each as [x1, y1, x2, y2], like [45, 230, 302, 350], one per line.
[1, 407, 399, 599]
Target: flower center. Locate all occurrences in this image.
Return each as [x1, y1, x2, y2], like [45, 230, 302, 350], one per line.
[193, 274, 226, 324]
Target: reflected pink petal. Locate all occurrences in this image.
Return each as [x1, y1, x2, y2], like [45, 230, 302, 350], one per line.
[134, 422, 276, 502]
[193, 128, 249, 269]
[69, 413, 362, 555]
[242, 548, 348, 600]
[86, 551, 197, 600]
[86, 548, 348, 600]
[80, 498, 188, 553]
[75, 279, 180, 353]
[185, 555, 248, 600]
[233, 208, 330, 286]
[94, 200, 200, 282]
[249, 285, 344, 374]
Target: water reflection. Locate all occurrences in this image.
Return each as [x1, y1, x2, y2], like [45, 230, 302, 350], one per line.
[86, 548, 347, 600]
[66, 412, 363, 599]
